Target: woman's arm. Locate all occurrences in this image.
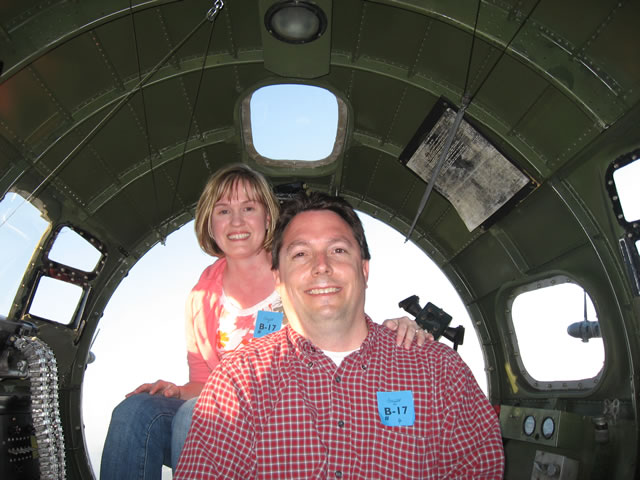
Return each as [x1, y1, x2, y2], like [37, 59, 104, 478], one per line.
[382, 316, 434, 349]
[126, 380, 205, 399]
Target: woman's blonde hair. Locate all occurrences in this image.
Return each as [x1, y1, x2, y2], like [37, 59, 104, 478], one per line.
[195, 164, 279, 257]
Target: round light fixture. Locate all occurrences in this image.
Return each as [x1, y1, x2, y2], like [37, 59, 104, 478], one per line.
[265, 1, 327, 44]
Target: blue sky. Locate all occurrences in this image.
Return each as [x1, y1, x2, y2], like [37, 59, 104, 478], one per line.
[250, 84, 338, 160]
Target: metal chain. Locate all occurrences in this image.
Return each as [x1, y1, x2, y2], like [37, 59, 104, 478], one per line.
[207, 0, 225, 22]
[13, 335, 66, 479]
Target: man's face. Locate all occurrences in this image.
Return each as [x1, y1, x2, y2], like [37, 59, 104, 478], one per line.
[274, 210, 369, 332]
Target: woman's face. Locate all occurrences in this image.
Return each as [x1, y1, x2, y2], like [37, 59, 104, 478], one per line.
[209, 182, 269, 259]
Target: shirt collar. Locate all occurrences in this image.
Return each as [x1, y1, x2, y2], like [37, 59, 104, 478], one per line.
[285, 315, 379, 368]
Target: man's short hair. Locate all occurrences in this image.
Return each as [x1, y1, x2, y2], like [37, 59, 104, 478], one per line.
[271, 191, 371, 269]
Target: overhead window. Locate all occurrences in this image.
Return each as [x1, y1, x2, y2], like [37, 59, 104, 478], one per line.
[0, 193, 50, 317]
[508, 276, 605, 390]
[242, 84, 346, 167]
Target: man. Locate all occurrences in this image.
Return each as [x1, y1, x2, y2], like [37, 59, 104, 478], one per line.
[175, 192, 504, 479]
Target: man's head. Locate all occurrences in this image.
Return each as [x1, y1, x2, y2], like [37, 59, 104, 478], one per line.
[271, 192, 371, 349]
[271, 192, 371, 269]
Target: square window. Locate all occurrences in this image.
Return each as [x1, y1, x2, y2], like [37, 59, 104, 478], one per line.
[509, 277, 604, 388]
[242, 84, 346, 168]
[29, 276, 84, 325]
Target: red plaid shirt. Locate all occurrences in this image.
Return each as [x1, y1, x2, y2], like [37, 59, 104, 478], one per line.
[175, 317, 504, 479]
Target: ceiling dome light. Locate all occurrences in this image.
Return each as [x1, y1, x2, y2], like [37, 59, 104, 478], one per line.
[265, 1, 327, 44]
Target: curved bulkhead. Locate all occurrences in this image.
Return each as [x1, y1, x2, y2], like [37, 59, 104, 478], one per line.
[1, 1, 639, 478]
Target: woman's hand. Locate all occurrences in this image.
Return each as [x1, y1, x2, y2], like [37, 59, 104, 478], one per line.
[126, 380, 181, 399]
[383, 316, 434, 349]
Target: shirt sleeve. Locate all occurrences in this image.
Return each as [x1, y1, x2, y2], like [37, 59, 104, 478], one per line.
[184, 262, 224, 384]
[438, 356, 505, 479]
[175, 360, 256, 480]
[184, 287, 218, 383]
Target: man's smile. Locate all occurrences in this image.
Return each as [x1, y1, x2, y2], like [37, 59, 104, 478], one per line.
[305, 286, 342, 295]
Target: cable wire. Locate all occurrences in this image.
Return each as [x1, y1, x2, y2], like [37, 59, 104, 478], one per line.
[165, 2, 225, 238]
[129, 0, 162, 235]
[466, 0, 542, 104]
[404, 0, 542, 241]
[0, 9, 210, 230]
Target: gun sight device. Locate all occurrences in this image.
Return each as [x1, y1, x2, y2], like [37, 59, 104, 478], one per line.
[399, 295, 465, 351]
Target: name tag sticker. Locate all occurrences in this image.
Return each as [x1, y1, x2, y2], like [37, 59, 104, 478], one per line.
[254, 310, 284, 338]
[376, 391, 415, 427]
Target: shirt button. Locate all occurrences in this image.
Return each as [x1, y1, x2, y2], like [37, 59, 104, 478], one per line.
[335, 375, 341, 383]
[307, 361, 314, 368]
[335, 471, 342, 478]
[361, 364, 368, 370]
[338, 420, 344, 428]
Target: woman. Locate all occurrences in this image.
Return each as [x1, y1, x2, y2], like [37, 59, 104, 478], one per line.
[100, 164, 429, 479]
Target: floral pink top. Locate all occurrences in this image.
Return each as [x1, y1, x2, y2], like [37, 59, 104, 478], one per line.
[184, 258, 282, 384]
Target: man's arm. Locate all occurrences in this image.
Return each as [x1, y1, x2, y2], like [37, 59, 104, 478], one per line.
[174, 363, 256, 480]
[439, 356, 504, 479]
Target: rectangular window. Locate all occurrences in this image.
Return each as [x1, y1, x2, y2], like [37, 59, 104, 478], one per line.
[508, 276, 604, 389]
[29, 276, 84, 325]
[0, 193, 50, 317]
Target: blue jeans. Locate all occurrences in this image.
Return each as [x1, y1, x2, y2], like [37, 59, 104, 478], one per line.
[100, 393, 187, 480]
[171, 397, 197, 469]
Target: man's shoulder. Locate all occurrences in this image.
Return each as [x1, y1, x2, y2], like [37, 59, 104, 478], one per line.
[202, 329, 292, 415]
[373, 322, 463, 365]
[218, 328, 290, 371]
[371, 323, 476, 393]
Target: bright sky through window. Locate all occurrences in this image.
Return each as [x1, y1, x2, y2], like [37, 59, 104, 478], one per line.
[250, 84, 338, 161]
[511, 282, 604, 382]
[0, 193, 49, 316]
[48, 227, 102, 272]
[613, 158, 640, 222]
